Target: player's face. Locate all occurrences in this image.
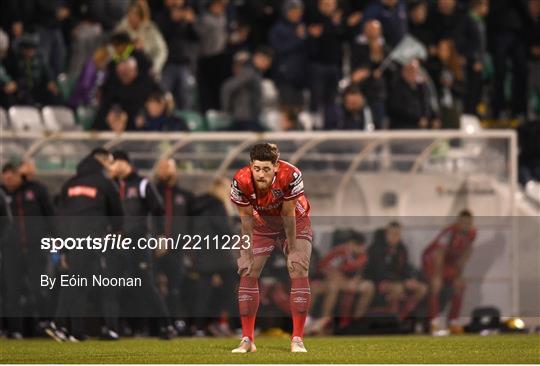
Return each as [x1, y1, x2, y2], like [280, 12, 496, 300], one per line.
[1, 170, 22, 191]
[250, 160, 277, 191]
[385, 226, 401, 246]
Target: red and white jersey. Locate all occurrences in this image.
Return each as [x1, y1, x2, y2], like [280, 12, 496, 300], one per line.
[424, 224, 476, 266]
[230, 160, 310, 233]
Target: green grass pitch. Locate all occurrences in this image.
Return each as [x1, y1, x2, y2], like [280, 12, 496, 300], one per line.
[1, 335, 539, 364]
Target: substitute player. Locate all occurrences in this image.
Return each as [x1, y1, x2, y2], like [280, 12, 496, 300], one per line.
[230, 143, 312, 353]
[422, 210, 476, 335]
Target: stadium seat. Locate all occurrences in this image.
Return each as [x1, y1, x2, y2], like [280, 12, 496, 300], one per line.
[42, 106, 81, 131]
[0, 107, 10, 131]
[76, 106, 96, 130]
[8, 106, 44, 132]
[175, 109, 206, 131]
[206, 110, 232, 131]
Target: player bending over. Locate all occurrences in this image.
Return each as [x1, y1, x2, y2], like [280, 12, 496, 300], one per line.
[422, 210, 476, 336]
[230, 143, 312, 353]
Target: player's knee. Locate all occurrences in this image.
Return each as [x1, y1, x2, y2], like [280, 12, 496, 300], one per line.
[361, 280, 375, 296]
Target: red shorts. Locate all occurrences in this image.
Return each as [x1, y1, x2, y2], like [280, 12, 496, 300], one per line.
[251, 216, 313, 257]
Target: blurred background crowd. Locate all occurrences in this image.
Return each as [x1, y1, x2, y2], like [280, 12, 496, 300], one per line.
[0, 0, 539, 128]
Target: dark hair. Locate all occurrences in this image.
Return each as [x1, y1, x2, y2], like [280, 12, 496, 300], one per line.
[112, 150, 131, 163]
[147, 90, 166, 103]
[110, 32, 132, 46]
[387, 221, 401, 229]
[2, 162, 17, 174]
[250, 143, 280, 164]
[90, 147, 110, 157]
[469, 0, 486, 9]
[344, 84, 363, 96]
[458, 209, 473, 218]
[254, 46, 273, 59]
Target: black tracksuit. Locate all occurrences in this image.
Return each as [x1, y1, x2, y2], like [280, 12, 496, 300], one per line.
[0, 190, 12, 324]
[190, 193, 236, 327]
[365, 229, 413, 284]
[54, 155, 124, 336]
[155, 182, 194, 318]
[117, 171, 170, 320]
[1, 179, 54, 334]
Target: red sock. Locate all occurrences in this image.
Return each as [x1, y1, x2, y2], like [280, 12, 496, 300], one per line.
[448, 283, 465, 322]
[238, 276, 259, 341]
[290, 277, 311, 339]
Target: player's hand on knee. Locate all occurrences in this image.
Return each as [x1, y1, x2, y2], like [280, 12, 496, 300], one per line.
[237, 255, 254, 276]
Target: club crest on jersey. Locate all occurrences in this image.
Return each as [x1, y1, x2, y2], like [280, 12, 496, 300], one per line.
[25, 190, 35, 201]
[127, 187, 138, 198]
[272, 189, 284, 198]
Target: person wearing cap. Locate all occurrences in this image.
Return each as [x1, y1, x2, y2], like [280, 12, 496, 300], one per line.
[45, 148, 124, 342]
[111, 150, 176, 339]
[0, 29, 17, 107]
[220, 47, 273, 131]
[5, 33, 58, 106]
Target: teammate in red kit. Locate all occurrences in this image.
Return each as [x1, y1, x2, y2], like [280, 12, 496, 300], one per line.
[230, 143, 312, 353]
[422, 210, 476, 336]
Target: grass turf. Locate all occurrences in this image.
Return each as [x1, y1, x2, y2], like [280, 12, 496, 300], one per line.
[1, 334, 539, 364]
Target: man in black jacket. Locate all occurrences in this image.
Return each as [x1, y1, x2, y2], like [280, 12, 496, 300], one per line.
[154, 158, 193, 329]
[0, 188, 13, 336]
[365, 222, 427, 321]
[47, 148, 124, 342]
[1, 162, 55, 338]
[111, 150, 175, 339]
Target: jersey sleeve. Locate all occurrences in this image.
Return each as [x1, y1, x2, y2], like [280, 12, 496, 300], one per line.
[283, 167, 305, 200]
[230, 173, 250, 207]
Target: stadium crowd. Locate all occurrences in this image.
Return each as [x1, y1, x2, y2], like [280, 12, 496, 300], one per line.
[0, 151, 476, 340]
[0, 0, 539, 129]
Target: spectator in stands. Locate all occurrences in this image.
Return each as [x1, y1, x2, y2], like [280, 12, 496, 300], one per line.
[6, 34, 59, 106]
[33, 0, 70, 78]
[280, 106, 304, 131]
[488, 0, 528, 119]
[88, 0, 131, 33]
[306, 0, 345, 113]
[350, 20, 388, 128]
[461, 0, 488, 116]
[527, 0, 540, 119]
[387, 59, 438, 129]
[107, 32, 152, 78]
[365, 222, 427, 322]
[195, 0, 229, 113]
[156, 0, 199, 110]
[0, 29, 17, 108]
[425, 38, 465, 128]
[307, 230, 374, 335]
[0, 0, 35, 47]
[116, 0, 168, 77]
[407, 0, 432, 49]
[269, 0, 309, 109]
[518, 121, 540, 184]
[221, 48, 273, 131]
[324, 85, 373, 130]
[69, 45, 110, 109]
[135, 90, 188, 131]
[426, 0, 465, 51]
[94, 57, 161, 131]
[362, 0, 407, 47]
[66, 0, 105, 80]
